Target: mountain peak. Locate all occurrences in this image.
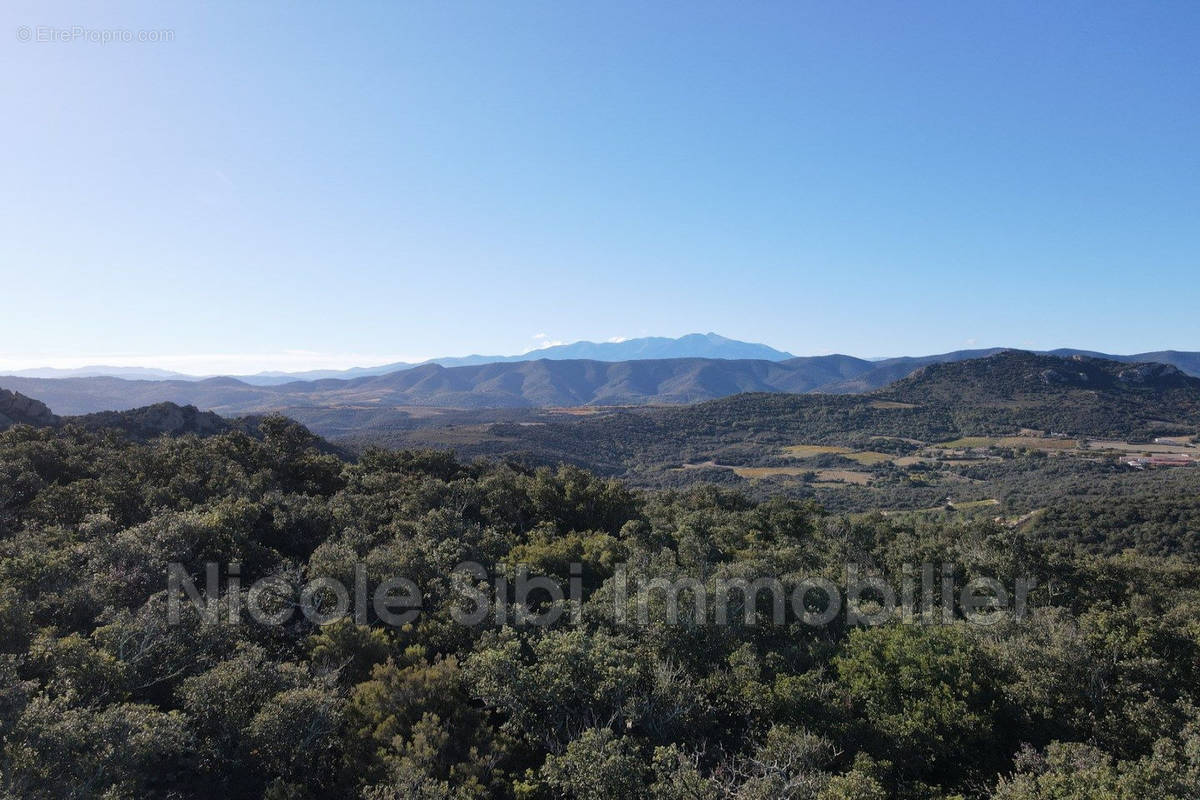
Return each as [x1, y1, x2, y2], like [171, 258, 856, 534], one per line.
[517, 333, 795, 363]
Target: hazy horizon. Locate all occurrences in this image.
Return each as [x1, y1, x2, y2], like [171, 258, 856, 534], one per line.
[1, 333, 1196, 377]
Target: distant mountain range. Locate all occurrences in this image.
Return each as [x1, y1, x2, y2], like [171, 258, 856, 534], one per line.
[0, 357, 829, 415]
[1, 366, 195, 381]
[4, 345, 1200, 419]
[7, 333, 795, 385]
[8, 334, 1199, 390]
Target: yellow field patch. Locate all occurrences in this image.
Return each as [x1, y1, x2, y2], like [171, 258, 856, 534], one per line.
[937, 436, 1077, 451]
[996, 436, 1076, 450]
[936, 437, 996, 448]
[869, 400, 918, 409]
[951, 498, 1001, 510]
[731, 466, 871, 485]
[782, 444, 852, 458]
[843, 451, 893, 465]
[1089, 439, 1197, 455]
[781, 444, 896, 466]
[932, 435, 1185, 454]
[733, 466, 812, 478]
[395, 407, 447, 419]
[817, 469, 871, 485]
[893, 456, 928, 467]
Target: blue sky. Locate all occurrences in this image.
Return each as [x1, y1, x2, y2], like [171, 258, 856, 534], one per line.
[2, 1, 1198, 373]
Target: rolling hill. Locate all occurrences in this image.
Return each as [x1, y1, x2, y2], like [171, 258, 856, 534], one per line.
[4, 348, 1200, 422]
[0, 357, 841, 415]
[882, 350, 1200, 403]
[326, 351, 1200, 474]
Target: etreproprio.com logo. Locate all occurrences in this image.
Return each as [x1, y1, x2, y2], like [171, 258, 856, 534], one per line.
[16, 25, 175, 44]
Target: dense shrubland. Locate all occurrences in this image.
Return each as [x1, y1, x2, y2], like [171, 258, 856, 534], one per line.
[1, 419, 1199, 799]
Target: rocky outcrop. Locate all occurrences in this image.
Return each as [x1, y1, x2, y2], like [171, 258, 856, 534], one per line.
[1040, 368, 1089, 386]
[1117, 363, 1187, 386]
[0, 389, 58, 430]
[70, 403, 231, 440]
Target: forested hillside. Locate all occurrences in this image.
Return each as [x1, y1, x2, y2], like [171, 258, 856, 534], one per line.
[2, 415, 1199, 798]
[344, 352, 1200, 485]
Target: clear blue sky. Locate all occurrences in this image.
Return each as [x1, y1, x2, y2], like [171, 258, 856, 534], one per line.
[2, 1, 1198, 372]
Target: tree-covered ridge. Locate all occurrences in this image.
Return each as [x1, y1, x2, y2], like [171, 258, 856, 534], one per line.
[1, 417, 1200, 798]
[885, 349, 1200, 398]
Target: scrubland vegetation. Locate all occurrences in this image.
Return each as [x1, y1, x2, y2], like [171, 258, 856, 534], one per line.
[2, 414, 1199, 799]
